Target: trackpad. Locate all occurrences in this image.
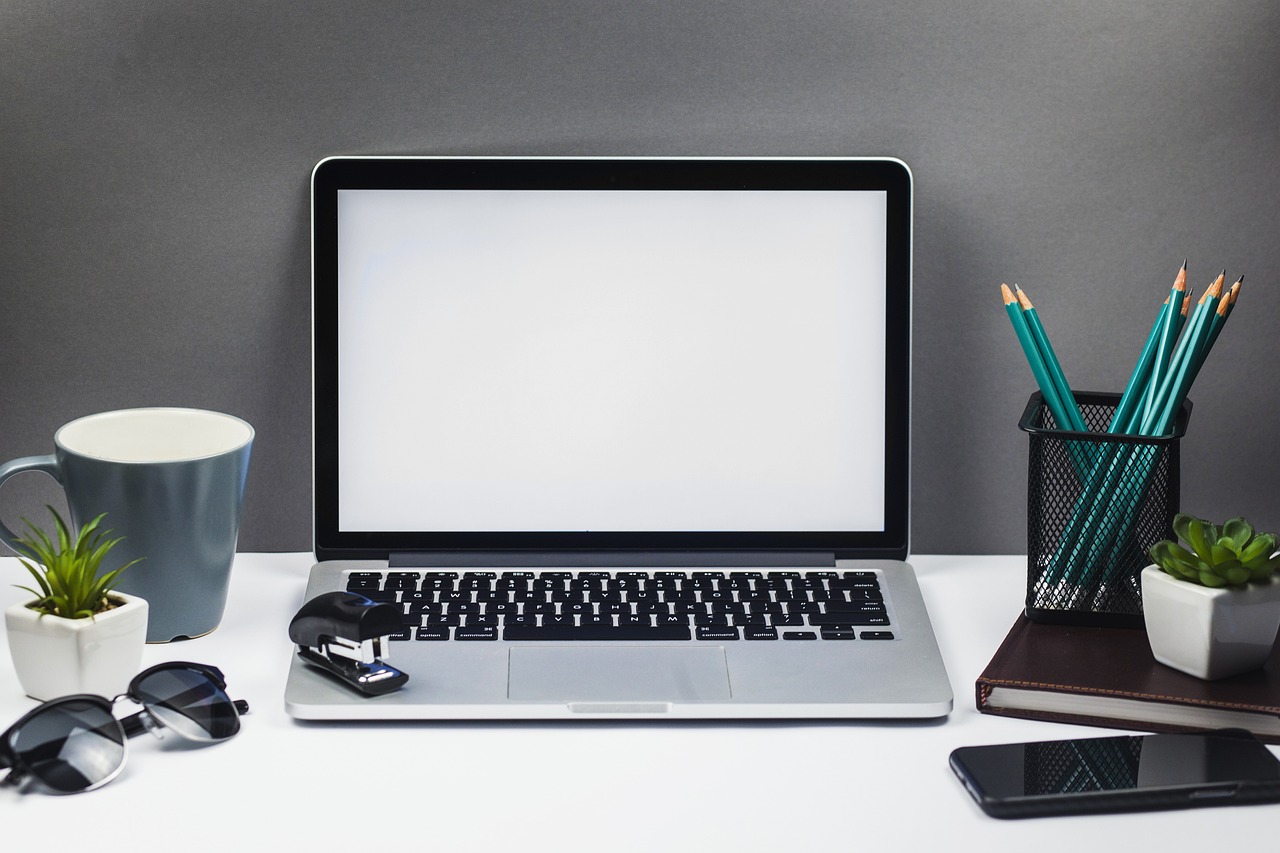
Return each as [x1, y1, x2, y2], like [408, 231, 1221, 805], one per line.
[508, 646, 732, 702]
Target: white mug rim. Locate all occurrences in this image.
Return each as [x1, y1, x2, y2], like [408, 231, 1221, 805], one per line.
[54, 408, 254, 464]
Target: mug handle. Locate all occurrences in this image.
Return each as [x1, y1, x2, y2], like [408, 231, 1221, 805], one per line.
[0, 454, 61, 554]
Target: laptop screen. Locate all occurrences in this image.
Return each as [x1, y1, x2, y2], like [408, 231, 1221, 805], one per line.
[312, 158, 911, 560]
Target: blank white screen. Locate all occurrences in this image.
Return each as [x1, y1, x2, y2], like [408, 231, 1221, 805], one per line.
[337, 188, 887, 532]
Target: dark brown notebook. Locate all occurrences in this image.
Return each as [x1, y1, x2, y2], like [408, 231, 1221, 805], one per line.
[976, 614, 1280, 743]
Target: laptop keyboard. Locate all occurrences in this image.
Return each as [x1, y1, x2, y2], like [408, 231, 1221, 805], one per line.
[345, 570, 895, 642]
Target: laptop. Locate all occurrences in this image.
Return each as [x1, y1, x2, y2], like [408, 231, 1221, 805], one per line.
[285, 156, 953, 720]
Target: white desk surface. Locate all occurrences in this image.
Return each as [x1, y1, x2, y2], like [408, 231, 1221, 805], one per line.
[1, 553, 1273, 849]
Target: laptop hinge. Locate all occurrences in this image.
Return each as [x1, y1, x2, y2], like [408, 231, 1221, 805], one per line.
[388, 551, 836, 568]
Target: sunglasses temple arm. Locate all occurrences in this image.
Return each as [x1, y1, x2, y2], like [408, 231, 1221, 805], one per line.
[117, 699, 250, 739]
[118, 710, 152, 739]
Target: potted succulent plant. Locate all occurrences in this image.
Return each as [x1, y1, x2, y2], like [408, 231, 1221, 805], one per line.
[1143, 513, 1280, 680]
[4, 507, 148, 700]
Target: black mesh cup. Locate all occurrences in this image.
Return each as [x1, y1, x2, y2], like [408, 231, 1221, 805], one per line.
[1020, 391, 1191, 628]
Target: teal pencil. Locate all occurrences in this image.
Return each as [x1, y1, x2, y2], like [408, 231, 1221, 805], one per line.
[1115, 292, 1190, 435]
[1002, 283, 1072, 427]
[1204, 276, 1242, 350]
[1150, 274, 1230, 435]
[1141, 272, 1224, 436]
[1015, 285, 1087, 432]
[1091, 277, 1236, 590]
[1109, 297, 1167, 433]
[1141, 261, 1188, 425]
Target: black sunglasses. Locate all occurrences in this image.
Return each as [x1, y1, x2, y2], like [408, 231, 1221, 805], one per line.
[0, 661, 247, 794]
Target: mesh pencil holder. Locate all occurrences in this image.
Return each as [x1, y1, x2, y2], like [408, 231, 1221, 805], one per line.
[1020, 390, 1191, 629]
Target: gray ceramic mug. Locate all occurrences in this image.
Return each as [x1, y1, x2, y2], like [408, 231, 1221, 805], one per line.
[0, 408, 253, 642]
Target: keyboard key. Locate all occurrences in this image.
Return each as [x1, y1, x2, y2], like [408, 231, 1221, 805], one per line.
[744, 627, 779, 641]
[696, 627, 739, 641]
[860, 631, 896, 640]
[831, 578, 881, 591]
[456, 627, 498, 641]
[782, 631, 817, 640]
[415, 626, 450, 641]
[820, 628, 858, 640]
[503, 623, 691, 641]
[831, 588, 884, 601]
[350, 588, 399, 602]
[446, 602, 481, 615]
[809, 612, 889, 626]
[383, 579, 418, 591]
[824, 600, 888, 613]
[407, 602, 442, 615]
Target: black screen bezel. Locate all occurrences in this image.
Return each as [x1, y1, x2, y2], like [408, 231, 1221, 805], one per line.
[311, 157, 911, 561]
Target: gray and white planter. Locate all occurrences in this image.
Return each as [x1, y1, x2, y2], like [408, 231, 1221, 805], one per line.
[5, 592, 148, 701]
[1141, 565, 1280, 680]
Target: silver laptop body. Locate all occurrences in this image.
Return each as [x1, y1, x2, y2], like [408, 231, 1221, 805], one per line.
[286, 156, 952, 720]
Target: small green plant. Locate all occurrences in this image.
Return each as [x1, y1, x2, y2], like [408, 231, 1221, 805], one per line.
[12, 506, 141, 619]
[1149, 513, 1280, 588]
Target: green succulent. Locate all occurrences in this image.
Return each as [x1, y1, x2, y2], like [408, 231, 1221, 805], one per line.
[1148, 513, 1280, 588]
[12, 506, 142, 619]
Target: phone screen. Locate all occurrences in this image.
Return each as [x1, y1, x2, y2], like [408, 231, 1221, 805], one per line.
[950, 731, 1280, 818]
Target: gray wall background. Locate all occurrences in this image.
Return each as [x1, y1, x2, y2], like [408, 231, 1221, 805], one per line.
[2, 2, 1277, 555]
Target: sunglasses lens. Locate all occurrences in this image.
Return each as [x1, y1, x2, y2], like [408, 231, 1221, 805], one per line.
[9, 699, 125, 793]
[133, 666, 239, 742]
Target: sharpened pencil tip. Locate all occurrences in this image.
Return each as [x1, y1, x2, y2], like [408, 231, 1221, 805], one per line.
[1207, 272, 1225, 298]
[1000, 283, 1016, 305]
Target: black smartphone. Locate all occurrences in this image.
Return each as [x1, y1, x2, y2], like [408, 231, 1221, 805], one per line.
[950, 730, 1280, 818]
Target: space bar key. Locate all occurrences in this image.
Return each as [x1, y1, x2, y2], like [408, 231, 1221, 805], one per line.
[503, 624, 692, 641]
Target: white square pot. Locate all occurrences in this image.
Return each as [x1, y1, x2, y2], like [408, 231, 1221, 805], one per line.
[1141, 565, 1280, 680]
[5, 592, 149, 700]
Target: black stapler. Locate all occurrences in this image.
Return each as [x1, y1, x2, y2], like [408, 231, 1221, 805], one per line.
[288, 591, 409, 695]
